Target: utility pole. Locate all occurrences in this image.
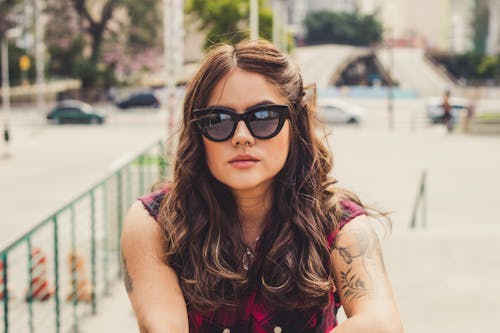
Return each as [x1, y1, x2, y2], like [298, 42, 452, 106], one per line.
[34, 0, 46, 113]
[163, 0, 184, 156]
[281, 0, 288, 52]
[250, 0, 259, 40]
[272, 0, 281, 50]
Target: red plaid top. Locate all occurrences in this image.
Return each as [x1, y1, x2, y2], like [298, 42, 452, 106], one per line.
[139, 190, 365, 333]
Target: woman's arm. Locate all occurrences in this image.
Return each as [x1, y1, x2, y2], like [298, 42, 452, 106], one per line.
[330, 215, 403, 333]
[121, 201, 189, 333]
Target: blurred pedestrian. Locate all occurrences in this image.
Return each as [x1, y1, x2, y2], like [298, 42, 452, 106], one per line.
[121, 40, 403, 333]
[442, 89, 453, 132]
[463, 88, 479, 133]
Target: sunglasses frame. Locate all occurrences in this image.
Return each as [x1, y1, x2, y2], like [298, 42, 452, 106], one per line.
[193, 104, 290, 142]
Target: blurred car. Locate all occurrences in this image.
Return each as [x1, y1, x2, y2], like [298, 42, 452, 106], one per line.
[46, 100, 105, 124]
[316, 98, 364, 124]
[425, 96, 468, 124]
[115, 92, 160, 109]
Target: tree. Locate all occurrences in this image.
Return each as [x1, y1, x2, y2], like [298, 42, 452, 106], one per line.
[0, 0, 21, 39]
[71, 0, 162, 63]
[71, 0, 121, 64]
[186, 0, 273, 49]
[44, 0, 162, 88]
[304, 11, 382, 46]
[0, 0, 24, 87]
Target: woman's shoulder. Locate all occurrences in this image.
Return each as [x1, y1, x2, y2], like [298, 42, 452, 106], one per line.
[327, 199, 366, 247]
[338, 199, 366, 227]
[138, 186, 169, 221]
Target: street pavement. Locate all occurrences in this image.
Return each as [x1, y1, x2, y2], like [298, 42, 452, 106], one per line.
[1, 46, 499, 331]
[0, 106, 169, 249]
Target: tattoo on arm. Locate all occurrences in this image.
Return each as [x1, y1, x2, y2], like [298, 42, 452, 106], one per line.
[340, 267, 371, 300]
[121, 250, 134, 293]
[333, 221, 387, 304]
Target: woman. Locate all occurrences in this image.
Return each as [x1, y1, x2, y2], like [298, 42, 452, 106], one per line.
[121, 39, 403, 333]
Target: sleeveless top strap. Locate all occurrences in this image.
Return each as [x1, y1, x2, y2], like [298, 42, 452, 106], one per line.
[327, 200, 366, 248]
[139, 188, 168, 220]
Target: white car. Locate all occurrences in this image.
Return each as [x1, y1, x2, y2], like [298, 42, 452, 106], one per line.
[316, 98, 364, 124]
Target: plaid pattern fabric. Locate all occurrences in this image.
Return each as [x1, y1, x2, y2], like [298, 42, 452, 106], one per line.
[139, 190, 366, 333]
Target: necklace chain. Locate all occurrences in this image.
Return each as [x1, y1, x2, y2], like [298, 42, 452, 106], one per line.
[242, 235, 260, 271]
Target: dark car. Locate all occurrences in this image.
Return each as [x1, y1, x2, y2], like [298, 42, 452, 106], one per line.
[47, 100, 106, 124]
[115, 92, 160, 109]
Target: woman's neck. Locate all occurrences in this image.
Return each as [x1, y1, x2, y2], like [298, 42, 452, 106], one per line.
[233, 186, 272, 248]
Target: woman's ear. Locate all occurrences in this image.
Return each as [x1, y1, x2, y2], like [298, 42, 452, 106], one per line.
[303, 82, 317, 109]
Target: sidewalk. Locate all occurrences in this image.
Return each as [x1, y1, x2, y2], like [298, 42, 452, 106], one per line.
[79, 282, 138, 333]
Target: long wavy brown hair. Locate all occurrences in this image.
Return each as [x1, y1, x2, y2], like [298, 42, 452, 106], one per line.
[157, 39, 386, 313]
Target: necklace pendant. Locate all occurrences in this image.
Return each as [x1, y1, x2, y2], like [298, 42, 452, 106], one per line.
[242, 248, 255, 271]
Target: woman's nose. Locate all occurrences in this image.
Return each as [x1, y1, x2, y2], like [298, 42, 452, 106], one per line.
[231, 120, 255, 147]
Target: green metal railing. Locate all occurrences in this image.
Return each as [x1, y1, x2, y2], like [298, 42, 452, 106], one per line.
[1, 140, 168, 333]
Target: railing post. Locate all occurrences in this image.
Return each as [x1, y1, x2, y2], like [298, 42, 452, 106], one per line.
[70, 204, 78, 333]
[53, 216, 61, 333]
[2, 252, 8, 333]
[159, 140, 167, 179]
[90, 191, 97, 315]
[126, 166, 132, 207]
[102, 183, 110, 295]
[117, 170, 123, 279]
[139, 154, 145, 195]
[26, 239, 34, 333]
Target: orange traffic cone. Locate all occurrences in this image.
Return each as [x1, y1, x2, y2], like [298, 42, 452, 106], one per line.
[26, 248, 54, 302]
[66, 251, 92, 303]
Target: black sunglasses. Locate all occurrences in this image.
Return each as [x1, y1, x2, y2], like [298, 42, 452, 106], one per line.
[193, 104, 290, 142]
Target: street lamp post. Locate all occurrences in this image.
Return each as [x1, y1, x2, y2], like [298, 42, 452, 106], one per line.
[272, 0, 280, 49]
[1, 37, 11, 157]
[250, 0, 259, 40]
[163, 0, 184, 157]
[281, 0, 288, 52]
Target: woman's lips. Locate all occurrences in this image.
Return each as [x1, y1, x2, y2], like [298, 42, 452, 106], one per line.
[229, 160, 259, 169]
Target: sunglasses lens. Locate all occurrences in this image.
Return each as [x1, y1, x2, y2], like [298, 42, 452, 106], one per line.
[199, 112, 233, 140]
[248, 110, 281, 138]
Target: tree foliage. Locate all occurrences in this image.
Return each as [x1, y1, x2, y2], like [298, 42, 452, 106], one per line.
[186, 0, 273, 49]
[45, 0, 161, 88]
[0, 0, 22, 38]
[304, 10, 382, 46]
[431, 52, 500, 82]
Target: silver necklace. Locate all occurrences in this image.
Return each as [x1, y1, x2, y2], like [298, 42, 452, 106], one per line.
[242, 236, 260, 271]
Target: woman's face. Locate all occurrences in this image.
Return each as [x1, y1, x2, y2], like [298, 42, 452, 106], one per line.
[202, 68, 291, 195]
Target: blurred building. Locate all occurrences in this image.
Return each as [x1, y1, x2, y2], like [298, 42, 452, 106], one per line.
[362, 0, 474, 52]
[287, 0, 475, 52]
[487, 0, 500, 54]
[307, 0, 359, 13]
